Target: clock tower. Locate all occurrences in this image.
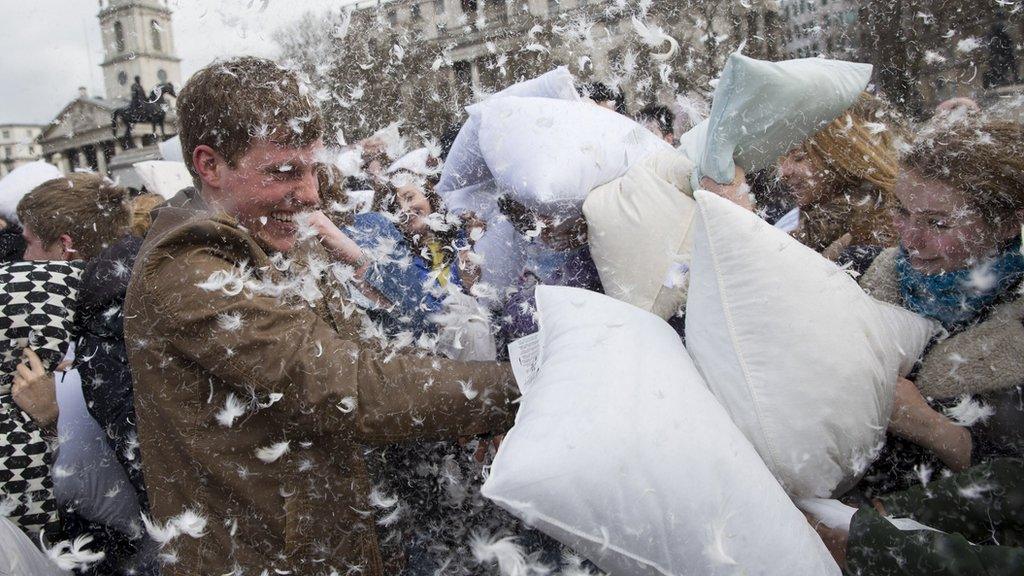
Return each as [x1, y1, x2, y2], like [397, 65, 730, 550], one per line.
[97, 0, 182, 101]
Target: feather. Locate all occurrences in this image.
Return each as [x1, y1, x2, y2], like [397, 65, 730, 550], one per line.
[631, 16, 678, 62]
[255, 440, 291, 463]
[215, 393, 247, 428]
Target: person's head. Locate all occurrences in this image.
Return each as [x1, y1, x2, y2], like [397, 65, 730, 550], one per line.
[893, 118, 1024, 274]
[177, 56, 325, 254]
[581, 82, 625, 114]
[779, 93, 901, 207]
[128, 193, 165, 237]
[373, 171, 445, 242]
[16, 173, 130, 261]
[496, 195, 587, 252]
[637, 104, 675, 144]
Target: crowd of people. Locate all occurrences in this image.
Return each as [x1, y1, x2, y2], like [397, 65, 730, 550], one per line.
[0, 53, 1022, 576]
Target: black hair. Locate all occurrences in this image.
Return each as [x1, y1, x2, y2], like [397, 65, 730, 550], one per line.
[637, 104, 675, 138]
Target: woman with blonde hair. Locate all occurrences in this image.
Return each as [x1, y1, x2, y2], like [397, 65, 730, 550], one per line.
[779, 93, 905, 263]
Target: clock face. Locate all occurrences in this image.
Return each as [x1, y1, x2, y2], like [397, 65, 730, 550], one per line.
[118, 71, 128, 86]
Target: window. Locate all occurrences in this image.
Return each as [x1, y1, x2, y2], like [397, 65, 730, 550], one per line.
[412, 4, 422, 20]
[548, 0, 559, 13]
[118, 70, 128, 85]
[434, 0, 445, 13]
[4, 147, 11, 159]
[460, 0, 478, 14]
[1, 130, 8, 139]
[114, 21, 125, 52]
[151, 20, 162, 52]
[387, 9, 397, 25]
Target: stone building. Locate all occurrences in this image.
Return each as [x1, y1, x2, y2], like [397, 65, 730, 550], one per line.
[0, 124, 44, 178]
[37, 0, 181, 176]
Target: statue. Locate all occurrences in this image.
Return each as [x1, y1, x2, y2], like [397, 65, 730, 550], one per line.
[111, 77, 177, 149]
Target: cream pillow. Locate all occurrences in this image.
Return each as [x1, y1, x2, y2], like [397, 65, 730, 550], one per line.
[584, 150, 696, 319]
[685, 191, 938, 498]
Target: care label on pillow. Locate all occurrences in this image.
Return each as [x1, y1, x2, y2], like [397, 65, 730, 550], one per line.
[507, 332, 542, 394]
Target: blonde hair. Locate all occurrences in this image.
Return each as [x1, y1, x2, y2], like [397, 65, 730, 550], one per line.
[17, 173, 130, 260]
[801, 92, 903, 196]
[129, 193, 165, 237]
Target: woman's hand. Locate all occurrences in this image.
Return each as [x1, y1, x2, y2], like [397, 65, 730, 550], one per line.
[306, 211, 368, 272]
[12, 348, 59, 428]
[889, 377, 972, 471]
[699, 166, 751, 211]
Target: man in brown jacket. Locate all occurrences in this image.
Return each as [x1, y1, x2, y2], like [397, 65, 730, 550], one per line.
[124, 57, 517, 575]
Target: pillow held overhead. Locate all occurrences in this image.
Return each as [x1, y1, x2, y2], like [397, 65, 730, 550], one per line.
[685, 190, 938, 498]
[484, 285, 840, 576]
[682, 53, 872, 185]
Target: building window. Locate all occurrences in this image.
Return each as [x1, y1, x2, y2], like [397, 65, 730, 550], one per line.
[151, 20, 162, 52]
[454, 60, 472, 85]
[387, 9, 397, 25]
[4, 147, 11, 159]
[1, 130, 8, 139]
[114, 21, 125, 52]
[434, 0, 445, 13]
[412, 4, 422, 20]
[461, 0, 478, 14]
[118, 70, 128, 85]
[548, 0, 559, 13]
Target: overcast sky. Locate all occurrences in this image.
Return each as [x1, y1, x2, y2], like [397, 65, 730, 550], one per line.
[0, 0, 361, 125]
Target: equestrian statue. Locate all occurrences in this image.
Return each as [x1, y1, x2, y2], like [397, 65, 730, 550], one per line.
[111, 76, 176, 149]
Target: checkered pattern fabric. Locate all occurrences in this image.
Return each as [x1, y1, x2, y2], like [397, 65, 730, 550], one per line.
[0, 260, 83, 539]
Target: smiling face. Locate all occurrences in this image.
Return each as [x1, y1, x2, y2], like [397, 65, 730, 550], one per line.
[395, 181, 433, 238]
[779, 148, 829, 207]
[198, 139, 322, 254]
[893, 169, 1020, 274]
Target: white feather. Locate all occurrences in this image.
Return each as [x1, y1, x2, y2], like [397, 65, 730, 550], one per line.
[255, 441, 291, 463]
[631, 16, 678, 61]
[215, 393, 247, 428]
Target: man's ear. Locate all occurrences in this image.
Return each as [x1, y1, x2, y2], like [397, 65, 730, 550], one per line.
[58, 234, 77, 261]
[192, 145, 225, 190]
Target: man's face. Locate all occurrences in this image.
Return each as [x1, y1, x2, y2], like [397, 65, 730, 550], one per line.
[21, 225, 66, 261]
[213, 140, 322, 254]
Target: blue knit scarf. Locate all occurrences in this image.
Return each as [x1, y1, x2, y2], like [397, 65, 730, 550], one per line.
[896, 238, 1024, 332]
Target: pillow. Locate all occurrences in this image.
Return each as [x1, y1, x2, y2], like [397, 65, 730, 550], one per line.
[476, 96, 673, 214]
[584, 150, 696, 319]
[0, 261, 84, 382]
[437, 67, 579, 194]
[484, 285, 840, 576]
[0, 161, 62, 220]
[684, 191, 938, 498]
[681, 53, 871, 185]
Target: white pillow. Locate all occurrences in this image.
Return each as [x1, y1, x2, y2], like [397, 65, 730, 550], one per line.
[133, 160, 193, 200]
[477, 96, 672, 213]
[681, 53, 871, 185]
[437, 67, 579, 194]
[685, 191, 938, 498]
[0, 161, 62, 220]
[584, 150, 696, 319]
[484, 286, 840, 576]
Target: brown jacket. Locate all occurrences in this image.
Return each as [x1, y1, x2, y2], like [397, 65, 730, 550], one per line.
[124, 189, 516, 575]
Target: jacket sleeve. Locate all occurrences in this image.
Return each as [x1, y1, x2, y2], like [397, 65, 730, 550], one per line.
[141, 243, 517, 446]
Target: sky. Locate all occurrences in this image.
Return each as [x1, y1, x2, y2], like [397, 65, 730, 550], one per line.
[0, 0, 362, 125]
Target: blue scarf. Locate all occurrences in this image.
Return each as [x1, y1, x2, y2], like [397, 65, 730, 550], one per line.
[896, 238, 1024, 332]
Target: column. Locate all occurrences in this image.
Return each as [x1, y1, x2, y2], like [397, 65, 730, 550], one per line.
[96, 144, 108, 175]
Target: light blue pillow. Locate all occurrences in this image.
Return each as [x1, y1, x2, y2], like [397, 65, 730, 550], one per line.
[680, 53, 872, 187]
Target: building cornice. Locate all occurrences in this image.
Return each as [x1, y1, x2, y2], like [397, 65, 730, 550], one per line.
[101, 52, 182, 67]
[98, 3, 172, 19]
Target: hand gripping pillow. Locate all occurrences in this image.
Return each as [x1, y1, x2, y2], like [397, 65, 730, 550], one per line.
[476, 96, 673, 213]
[680, 53, 871, 185]
[0, 260, 83, 540]
[584, 150, 697, 320]
[483, 286, 840, 576]
[438, 67, 580, 194]
[685, 191, 938, 498]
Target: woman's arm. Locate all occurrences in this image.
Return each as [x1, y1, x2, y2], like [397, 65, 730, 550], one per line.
[889, 377, 972, 471]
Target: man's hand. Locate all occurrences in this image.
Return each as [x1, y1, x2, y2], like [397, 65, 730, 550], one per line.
[699, 166, 751, 211]
[306, 211, 367, 270]
[12, 348, 59, 428]
[889, 377, 972, 471]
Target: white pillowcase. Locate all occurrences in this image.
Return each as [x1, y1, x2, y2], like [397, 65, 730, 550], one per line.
[437, 67, 579, 195]
[584, 150, 697, 319]
[476, 96, 672, 213]
[679, 53, 871, 185]
[0, 161, 62, 220]
[685, 191, 938, 498]
[484, 285, 840, 576]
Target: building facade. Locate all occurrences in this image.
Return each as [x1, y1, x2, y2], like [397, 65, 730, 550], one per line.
[37, 0, 181, 176]
[0, 125, 44, 178]
[777, 0, 859, 59]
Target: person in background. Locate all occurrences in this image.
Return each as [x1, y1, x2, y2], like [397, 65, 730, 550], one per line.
[15, 173, 154, 575]
[580, 82, 626, 115]
[857, 117, 1024, 497]
[636, 104, 676, 145]
[0, 215, 26, 262]
[778, 93, 904, 272]
[127, 193, 165, 237]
